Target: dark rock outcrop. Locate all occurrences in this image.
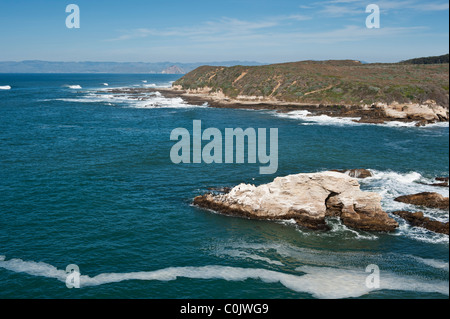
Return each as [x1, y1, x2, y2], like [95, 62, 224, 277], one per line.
[432, 177, 449, 187]
[393, 211, 449, 235]
[394, 192, 449, 210]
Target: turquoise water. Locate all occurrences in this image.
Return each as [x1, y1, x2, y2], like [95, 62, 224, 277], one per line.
[0, 74, 448, 299]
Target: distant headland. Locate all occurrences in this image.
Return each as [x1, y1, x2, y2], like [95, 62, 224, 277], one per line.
[167, 54, 449, 125]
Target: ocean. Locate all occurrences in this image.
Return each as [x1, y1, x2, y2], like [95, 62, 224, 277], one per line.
[0, 74, 448, 299]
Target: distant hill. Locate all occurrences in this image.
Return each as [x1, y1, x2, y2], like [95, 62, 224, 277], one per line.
[162, 65, 185, 74]
[0, 60, 263, 74]
[174, 59, 449, 108]
[400, 54, 449, 65]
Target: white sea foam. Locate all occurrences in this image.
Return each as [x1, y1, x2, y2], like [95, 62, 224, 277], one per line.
[144, 83, 173, 89]
[217, 249, 285, 266]
[383, 121, 448, 129]
[422, 122, 450, 128]
[393, 221, 449, 245]
[411, 256, 449, 271]
[103, 83, 109, 86]
[66, 85, 82, 89]
[0, 256, 447, 299]
[360, 170, 449, 212]
[212, 240, 450, 283]
[383, 121, 418, 128]
[0, 85, 11, 90]
[272, 110, 449, 128]
[54, 89, 206, 109]
[356, 170, 449, 244]
[326, 218, 379, 240]
[273, 110, 361, 126]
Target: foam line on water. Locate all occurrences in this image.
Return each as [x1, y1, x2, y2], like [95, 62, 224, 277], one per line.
[212, 240, 450, 276]
[217, 249, 285, 266]
[0, 256, 448, 299]
[411, 256, 449, 271]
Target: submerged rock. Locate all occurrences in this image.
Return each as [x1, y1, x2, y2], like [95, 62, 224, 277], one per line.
[193, 171, 398, 232]
[206, 187, 232, 194]
[419, 177, 449, 188]
[432, 177, 449, 187]
[392, 211, 449, 235]
[394, 192, 449, 210]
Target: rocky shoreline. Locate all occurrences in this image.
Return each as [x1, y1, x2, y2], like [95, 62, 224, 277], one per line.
[105, 87, 449, 125]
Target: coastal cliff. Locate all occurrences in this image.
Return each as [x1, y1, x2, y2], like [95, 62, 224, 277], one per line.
[172, 59, 449, 124]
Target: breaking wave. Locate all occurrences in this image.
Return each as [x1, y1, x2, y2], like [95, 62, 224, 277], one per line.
[272, 110, 449, 128]
[273, 110, 361, 126]
[53, 90, 206, 109]
[65, 85, 82, 89]
[356, 170, 449, 244]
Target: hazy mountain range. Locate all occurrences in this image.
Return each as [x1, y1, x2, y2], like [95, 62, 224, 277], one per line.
[0, 60, 263, 74]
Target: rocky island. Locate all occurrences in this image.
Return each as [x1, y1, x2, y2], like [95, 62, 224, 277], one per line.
[193, 171, 399, 232]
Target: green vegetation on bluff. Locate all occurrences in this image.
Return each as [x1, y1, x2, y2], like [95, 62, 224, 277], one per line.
[173, 59, 449, 107]
[401, 54, 449, 65]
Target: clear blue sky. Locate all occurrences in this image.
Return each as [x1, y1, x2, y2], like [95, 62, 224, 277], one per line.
[0, 0, 448, 63]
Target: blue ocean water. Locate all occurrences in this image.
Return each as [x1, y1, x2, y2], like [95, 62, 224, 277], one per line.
[0, 74, 448, 299]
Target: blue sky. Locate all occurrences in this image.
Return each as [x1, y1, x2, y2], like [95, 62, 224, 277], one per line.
[0, 0, 448, 63]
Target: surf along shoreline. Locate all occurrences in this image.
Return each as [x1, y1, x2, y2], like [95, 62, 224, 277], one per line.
[103, 86, 449, 126]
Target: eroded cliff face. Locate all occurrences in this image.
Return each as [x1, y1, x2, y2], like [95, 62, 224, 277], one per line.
[193, 171, 399, 232]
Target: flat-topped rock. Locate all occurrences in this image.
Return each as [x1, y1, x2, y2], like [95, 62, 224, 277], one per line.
[194, 171, 398, 232]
